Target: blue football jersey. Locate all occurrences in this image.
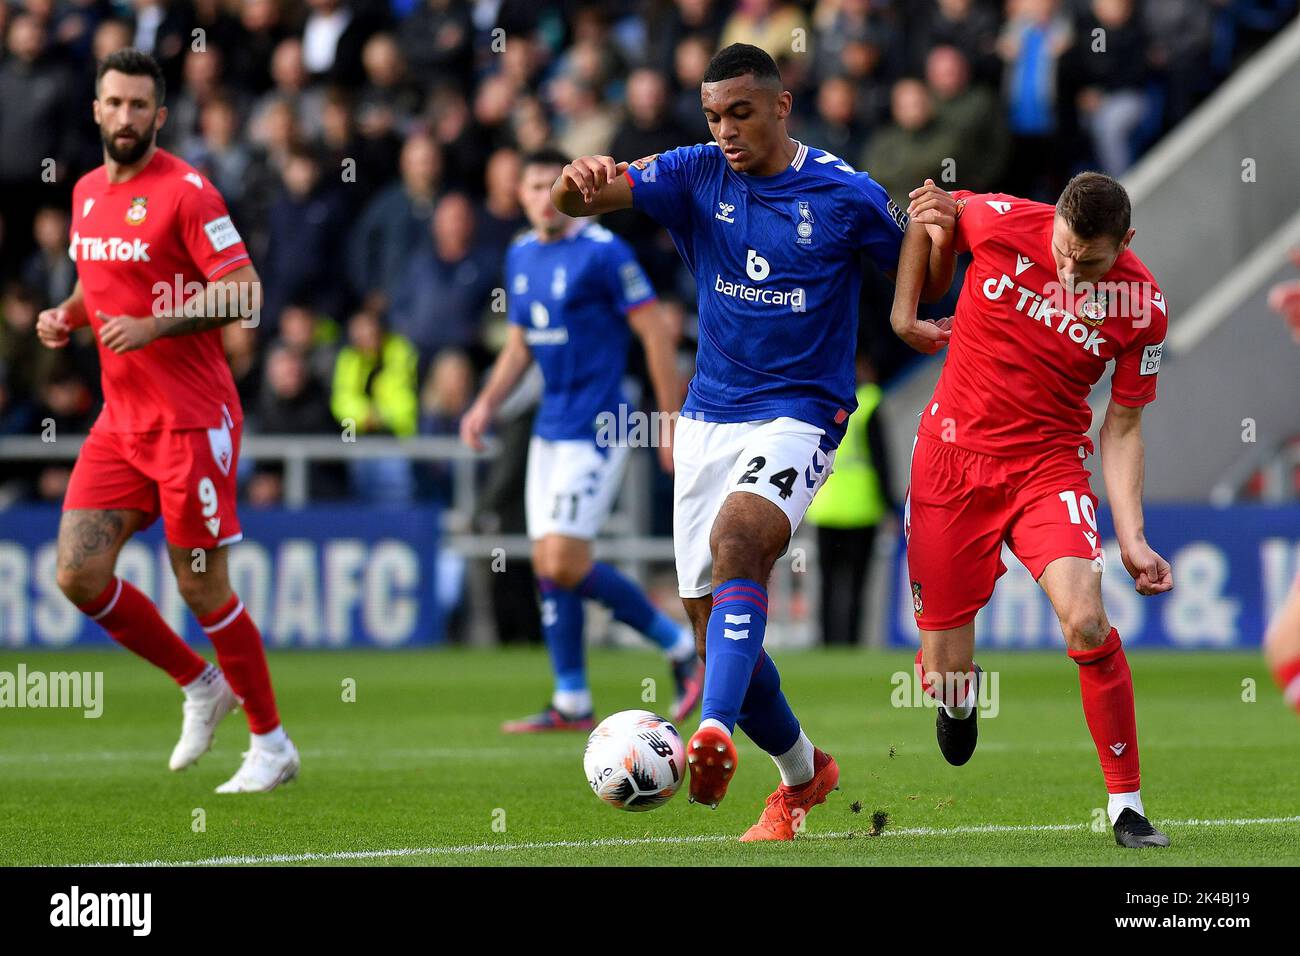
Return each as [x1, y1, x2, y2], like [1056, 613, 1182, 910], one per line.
[626, 140, 907, 446]
[506, 221, 657, 441]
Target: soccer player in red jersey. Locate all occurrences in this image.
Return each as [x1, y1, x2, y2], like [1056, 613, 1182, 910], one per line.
[892, 172, 1173, 847]
[35, 49, 298, 792]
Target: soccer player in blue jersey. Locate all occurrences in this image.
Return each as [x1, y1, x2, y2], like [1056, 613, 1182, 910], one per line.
[462, 148, 703, 732]
[552, 44, 954, 839]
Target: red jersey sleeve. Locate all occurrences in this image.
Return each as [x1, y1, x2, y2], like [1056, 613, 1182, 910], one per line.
[951, 191, 1018, 255]
[1110, 286, 1169, 407]
[175, 174, 252, 281]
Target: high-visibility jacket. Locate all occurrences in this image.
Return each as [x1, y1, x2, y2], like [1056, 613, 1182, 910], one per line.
[806, 382, 886, 529]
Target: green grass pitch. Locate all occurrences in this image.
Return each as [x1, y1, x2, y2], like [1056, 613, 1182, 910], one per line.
[1, 647, 1296, 866]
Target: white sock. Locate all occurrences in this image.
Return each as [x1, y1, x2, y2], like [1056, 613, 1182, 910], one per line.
[1108, 790, 1144, 825]
[668, 629, 697, 664]
[941, 669, 978, 720]
[698, 717, 730, 736]
[552, 689, 592, 716]
[252, 726, 289, 751]
[182, 663, 221, 698]
[772, 730, 816, 787]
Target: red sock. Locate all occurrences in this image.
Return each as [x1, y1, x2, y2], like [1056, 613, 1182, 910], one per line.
[78, 578, 207, 685]
[1069, 628, 1140, 793]
[198, 594, 281, 734]
[1271, 655, 1300, 714]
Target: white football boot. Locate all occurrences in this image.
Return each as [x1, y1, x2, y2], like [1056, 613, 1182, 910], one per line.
[215, 738, 300, 793]
[169, 668, 240, 771]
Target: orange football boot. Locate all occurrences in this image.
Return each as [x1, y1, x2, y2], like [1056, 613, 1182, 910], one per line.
[739, 748, 840, 842]
[686, 725, 738, 808]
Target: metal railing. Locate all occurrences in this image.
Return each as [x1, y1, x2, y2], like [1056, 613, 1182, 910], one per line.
[0, 433, 895, 646]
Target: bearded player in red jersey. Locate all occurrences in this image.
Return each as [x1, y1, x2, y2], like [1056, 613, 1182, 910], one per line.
[35, 49, 299, 792]
[892, 172, 1172, 848]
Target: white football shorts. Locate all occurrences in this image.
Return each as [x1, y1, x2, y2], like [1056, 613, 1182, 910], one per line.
[525, 436, 630, 540]
[672, 415, 835, 598]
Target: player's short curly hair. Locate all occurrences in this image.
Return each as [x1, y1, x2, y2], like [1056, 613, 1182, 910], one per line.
[702, 43, 782, 87]
[1056, 172, 1131, 243]
[96, 48, 166, 107]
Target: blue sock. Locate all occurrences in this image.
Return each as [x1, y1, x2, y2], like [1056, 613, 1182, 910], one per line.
[737, 651, 801, 756]
[579, 562, 687, 656]
[538, 578, 586, 697]
[701, 579, 768, 732]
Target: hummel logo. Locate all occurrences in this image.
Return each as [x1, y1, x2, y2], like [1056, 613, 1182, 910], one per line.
[986, 200, 1012, 214]
[82, 198, 95, 218]
[724, 613, 751, 625]
[1110, 742, 1127, 756]
[716, 202, 735, 224]
[1015, 254, 1034, 276]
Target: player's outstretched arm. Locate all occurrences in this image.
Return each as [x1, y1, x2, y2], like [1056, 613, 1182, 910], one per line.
[1100, 399, 1173, 596]
[627, 300, 685, 474]
[889, 220, 953, 354]
[552, 155, 634, 217]
[460, 324, 534, 451]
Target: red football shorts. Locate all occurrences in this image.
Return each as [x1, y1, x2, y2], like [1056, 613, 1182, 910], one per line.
[904, 432, 1103, 631]
[64, 408, 243, 550]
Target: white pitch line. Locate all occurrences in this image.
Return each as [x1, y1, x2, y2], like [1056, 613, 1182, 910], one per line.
[82, 815, 1300, 867]
[0, 746, 575, 765]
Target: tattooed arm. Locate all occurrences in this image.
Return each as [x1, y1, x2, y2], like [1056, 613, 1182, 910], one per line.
[96, 265, 262, 353]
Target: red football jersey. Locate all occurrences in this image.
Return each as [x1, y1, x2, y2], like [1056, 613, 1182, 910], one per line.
[70, 148, 250, 432]
[918, 191, 1168, 457]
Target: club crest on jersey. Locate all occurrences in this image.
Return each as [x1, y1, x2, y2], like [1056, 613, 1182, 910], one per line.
[125, 196, 148, 226]
[794, 200, 814, 244]
[1078, 294, 1106, 326]
[630, 153, 658, 172]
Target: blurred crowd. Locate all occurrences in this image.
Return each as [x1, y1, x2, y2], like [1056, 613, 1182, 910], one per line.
[2, 0, 1297, 508]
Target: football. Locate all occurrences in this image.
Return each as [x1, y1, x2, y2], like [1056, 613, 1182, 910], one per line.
[583, 710, 686, 811]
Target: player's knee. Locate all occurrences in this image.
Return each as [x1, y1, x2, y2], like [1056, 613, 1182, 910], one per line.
[175, 572, 226, 616]
[56, 566, 111, 607]
[545, 564, 587, 590]
[711, 531, 772, 584]
[1060, 608, 1110, 651]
